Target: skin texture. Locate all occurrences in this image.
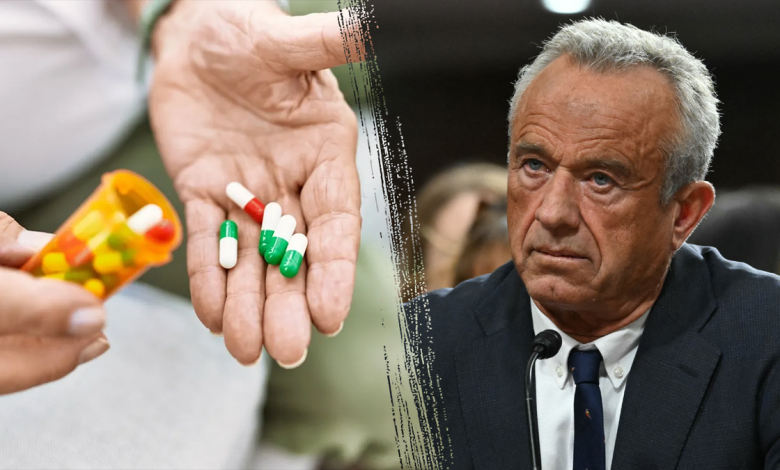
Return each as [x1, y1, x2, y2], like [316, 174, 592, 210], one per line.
[0, 213, 109, 395]
[507, 55, 715, 342]
[147, 1, 362, 366]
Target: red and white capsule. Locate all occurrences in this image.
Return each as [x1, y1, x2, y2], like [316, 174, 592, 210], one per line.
[226, 182, 265, 225]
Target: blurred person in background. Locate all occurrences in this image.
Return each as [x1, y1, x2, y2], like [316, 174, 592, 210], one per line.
[403, 163, 507, 297]
[688, 186, 780, 274]
[452, 198, 512, 286]
[0, 1, 405, 469]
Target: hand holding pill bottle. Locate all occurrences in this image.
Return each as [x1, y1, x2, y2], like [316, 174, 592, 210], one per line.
[21, 170, 183, 300]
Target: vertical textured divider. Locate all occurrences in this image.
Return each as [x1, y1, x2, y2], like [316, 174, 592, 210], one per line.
[336, 2, 446, 469]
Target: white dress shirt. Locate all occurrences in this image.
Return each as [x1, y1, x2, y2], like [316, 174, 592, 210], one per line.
[0, 0, 146, 210]
[531, 298, 650, 470]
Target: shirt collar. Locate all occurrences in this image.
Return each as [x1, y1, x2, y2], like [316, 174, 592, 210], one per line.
[530, 298, 650, 390]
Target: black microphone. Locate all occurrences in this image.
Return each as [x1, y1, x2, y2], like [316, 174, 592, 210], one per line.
[525, 330, 562, 470]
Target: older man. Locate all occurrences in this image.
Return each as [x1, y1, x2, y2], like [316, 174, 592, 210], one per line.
[407, 19, 780, 469]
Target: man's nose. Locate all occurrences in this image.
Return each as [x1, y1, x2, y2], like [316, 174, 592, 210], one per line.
[534, 171, 580, 231]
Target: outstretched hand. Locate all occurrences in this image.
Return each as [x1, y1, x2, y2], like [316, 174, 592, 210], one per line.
[148, 1, 361, 366]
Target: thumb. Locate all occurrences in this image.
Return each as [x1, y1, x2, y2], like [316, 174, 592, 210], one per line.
[16, 230, 54, 251]
[0, 211, 53, 268]
[260, 10, 366, 72]
[0, 230, 55, 268]
[0, 267, 106, 338]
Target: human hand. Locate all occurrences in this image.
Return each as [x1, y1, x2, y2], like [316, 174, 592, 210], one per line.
[148, 1, 361, 366]
[0, 213, 109, 395]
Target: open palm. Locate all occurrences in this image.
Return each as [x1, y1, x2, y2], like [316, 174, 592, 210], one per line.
[148, 1, 360, 365]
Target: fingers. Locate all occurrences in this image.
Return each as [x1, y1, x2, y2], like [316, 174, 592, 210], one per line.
[262, 197, 311, 367]
[302, 156, 361, 336]
[0, 212, 53, 268]
[0, 230, 55, 269]
[260, 10, 365, 72]
[0, 267, 106, 338]
[0, 242, 36, 269]
[186, 199, 228, 333]
[0, 333, 109, 395]
[222, 206, 264, 365]
[0, 211, 25, 241]
[17, 230, 54, 251]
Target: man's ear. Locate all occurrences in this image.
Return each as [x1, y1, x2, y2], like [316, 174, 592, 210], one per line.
[671, 181, 715, 250]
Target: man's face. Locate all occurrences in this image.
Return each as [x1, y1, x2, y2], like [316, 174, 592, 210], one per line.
[508, 56, 680, 313]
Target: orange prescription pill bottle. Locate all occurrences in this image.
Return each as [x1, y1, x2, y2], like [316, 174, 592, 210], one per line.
[21, 170, 183, 300]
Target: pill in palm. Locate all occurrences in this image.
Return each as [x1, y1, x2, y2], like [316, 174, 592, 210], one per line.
[264, 215, 296, 265]
[280, 233, 308, 278]
[219, 220, 238, 269]
[226, 182, 265, 225]
[258, 202, 282, 255]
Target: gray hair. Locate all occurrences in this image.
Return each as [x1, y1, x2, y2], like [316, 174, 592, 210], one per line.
[508, 19, 721, 204]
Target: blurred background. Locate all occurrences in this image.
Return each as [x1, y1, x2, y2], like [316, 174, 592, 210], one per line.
[369, 0, 780, 189]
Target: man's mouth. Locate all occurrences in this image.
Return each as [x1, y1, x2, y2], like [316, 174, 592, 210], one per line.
[535, 246, 585, 259]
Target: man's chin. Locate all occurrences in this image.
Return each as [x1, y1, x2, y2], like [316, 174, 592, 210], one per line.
[519, 272, 595, 307]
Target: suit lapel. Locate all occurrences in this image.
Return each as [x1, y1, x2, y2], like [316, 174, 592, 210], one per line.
[455, 266, 536, 469]
[612, 245, 722, 469]
[452, 245, 721, 469]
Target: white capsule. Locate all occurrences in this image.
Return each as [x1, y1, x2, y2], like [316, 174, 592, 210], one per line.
[274, 215, 297, 241]
[127, 204, 163, 235]
[287, 233, 308, 255]
[226, 182, 255, 209]
[261, 202, 282, 231]
[219, 237, 238, 269]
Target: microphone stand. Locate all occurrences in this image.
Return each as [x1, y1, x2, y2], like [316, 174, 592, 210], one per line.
[525, 348, 543, 470]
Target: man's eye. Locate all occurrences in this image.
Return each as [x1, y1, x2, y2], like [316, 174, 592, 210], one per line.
[592, 173, 612, 186]
[525, 159, 543, 171]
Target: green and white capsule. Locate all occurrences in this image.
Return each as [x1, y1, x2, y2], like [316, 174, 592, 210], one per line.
[258, 202, 282, 255]
[264, 215, 296, 265]
[280, 233, 308, 278]
[219, 220, 238, 269]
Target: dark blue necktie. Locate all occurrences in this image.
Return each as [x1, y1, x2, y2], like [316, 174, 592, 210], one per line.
[569, 349, 606, 470]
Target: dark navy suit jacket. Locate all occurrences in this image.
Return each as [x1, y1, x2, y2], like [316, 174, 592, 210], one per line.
[405, 244, 780, 469]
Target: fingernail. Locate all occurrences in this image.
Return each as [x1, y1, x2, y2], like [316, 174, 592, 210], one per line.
[16, 230, 54, 251]
[325, 322, 344, 338]
[277, 348, 307, 369]
[244, 350, 263, 367]
[69, 307, 106, 336]
[78, 337, 110, 365]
